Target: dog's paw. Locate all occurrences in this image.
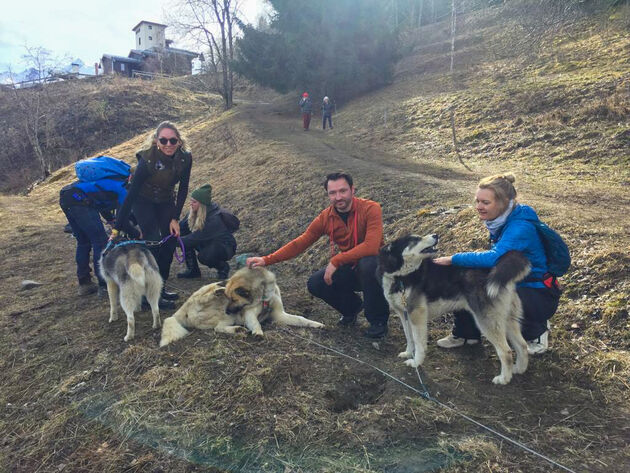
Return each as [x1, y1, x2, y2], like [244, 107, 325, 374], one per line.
[492, 374, 512, 385]
[398, 351, 412, 359]
[512, 362, 527, 375]
[404, 359, 421, 368]
[310, 321, 324, 328]
[123, 334, 133, 342]
[152, 320, 162, 329]
[252, 328, 264, 337]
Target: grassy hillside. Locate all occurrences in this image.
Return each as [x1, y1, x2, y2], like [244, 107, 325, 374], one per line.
[1, 3, 629, 473]
[0, 75, 224, 193]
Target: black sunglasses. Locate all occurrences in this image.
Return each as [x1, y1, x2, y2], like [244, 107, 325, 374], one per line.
[158, 137, 179, 145]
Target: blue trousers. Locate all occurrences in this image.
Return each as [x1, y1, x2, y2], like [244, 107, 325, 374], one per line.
[307, 255, 389, 326]
[323, 114, 333, 129]
[62, 205, 108, 284]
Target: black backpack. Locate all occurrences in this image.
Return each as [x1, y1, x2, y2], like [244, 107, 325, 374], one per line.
[219, 208, 240, 233]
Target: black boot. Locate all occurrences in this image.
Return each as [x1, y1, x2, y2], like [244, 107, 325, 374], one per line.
[364, 323, 388, 339]
[142, 296, 175, 310]
[161, 288, 179, 301]
[178, 251, 201, 279]
[216, 261, 230, 280]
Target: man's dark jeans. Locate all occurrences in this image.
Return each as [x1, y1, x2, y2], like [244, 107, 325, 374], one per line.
[62, 205, 108, 284]
[307, 255, 389, 326]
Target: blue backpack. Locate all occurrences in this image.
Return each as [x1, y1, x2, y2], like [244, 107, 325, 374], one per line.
[532, 221, 571, 277]
[75, 156, 130, 182]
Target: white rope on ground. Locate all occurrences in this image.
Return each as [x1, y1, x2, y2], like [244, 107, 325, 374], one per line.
[280, 327, 580, 473]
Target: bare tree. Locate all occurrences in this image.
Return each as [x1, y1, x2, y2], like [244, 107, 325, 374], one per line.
[169, 0, 241, 110]
[6, 46, 66, 180]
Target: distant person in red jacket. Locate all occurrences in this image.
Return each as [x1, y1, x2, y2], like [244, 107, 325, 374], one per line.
[247, 172, 390, 338]
[298, 92, 312, 131]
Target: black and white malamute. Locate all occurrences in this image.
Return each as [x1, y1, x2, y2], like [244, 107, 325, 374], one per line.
[378, 234, 530, 385]
[100, 243, 163, 342]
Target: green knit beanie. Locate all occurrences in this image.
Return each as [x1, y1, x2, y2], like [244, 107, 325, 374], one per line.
[191, 184, 212, 206]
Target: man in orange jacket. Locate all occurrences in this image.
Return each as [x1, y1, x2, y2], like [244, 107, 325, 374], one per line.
[246, 172, 390, 338]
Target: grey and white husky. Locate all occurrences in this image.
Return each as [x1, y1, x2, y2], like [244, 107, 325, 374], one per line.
[99, 243, 163, 342]
[378, 234, 531, 385]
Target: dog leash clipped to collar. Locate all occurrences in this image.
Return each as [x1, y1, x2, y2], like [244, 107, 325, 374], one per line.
[101, 238, 147, 259]
[102, 234, 186, 264]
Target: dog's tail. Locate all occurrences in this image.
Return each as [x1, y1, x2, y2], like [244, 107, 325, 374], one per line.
[160, 315, 190, 347]
[128, 263, 146, 287]
[486, 251, 531, 298]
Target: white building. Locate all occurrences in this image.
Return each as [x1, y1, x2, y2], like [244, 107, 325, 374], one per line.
[132, 21, 167, 50]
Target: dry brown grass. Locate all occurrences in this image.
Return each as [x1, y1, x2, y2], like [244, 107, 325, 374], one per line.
[1, 4, 629, 473]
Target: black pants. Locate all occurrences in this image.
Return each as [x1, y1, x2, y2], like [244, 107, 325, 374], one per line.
[323, 114, 332, 129]
[185, 239, 235, 270]
[452, 286, 560, 341]
[307, 255, 389, 326]
[132, 196, 178, 281]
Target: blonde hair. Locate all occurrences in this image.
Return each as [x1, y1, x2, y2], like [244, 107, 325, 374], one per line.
[140, 121, 191, 153]
[188, 202, 207, 232]
[477, 173, 517, 209]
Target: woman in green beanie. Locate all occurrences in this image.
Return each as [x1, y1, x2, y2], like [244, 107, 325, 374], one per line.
[178, 184, 237, 279]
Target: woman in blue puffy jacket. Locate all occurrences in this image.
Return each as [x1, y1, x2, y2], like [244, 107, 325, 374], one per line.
[433, 173, 560, 355]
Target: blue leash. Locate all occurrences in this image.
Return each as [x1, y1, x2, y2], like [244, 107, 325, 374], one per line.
[103, 235, 185, 263]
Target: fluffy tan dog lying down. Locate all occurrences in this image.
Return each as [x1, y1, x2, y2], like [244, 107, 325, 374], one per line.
[160, 267, 324, 347]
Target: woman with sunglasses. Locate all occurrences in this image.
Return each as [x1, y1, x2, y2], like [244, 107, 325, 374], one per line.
[112, 121, 192, 309]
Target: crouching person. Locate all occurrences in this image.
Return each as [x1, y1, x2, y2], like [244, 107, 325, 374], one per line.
[246, 172, 390, 338]
[177, 184, 236, 280]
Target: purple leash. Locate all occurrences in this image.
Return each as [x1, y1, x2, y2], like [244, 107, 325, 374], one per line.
[159, 234, 186, 264]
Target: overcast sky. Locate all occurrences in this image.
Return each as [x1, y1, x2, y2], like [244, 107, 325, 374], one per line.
[0, 0, 266, 71]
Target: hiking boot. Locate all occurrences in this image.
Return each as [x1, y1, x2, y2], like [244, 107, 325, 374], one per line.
[177, 267, 201, 278]
[338, 313, 358, 326]
[436, 334, 479, 348]
[78, 282, 98, 296]
[158, 297, 176, 310]
[178, 251, 201, 278]
[161, 289, 179, 301]
[338, 302, 363, 326]
[97, 284, 108, 298]
[527, 330, 549, 355]
[216, 261, 230, 280]
[143, 295, 175, 310]
[364, 323, 388, 339]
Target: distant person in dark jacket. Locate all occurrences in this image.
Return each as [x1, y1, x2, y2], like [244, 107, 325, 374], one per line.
[321, 96, 334, 130]
[177, 184, 236, 280]
[299, 92, 312, 131]
[60, 176, 137, 296]
[112, 121, 192, 309]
